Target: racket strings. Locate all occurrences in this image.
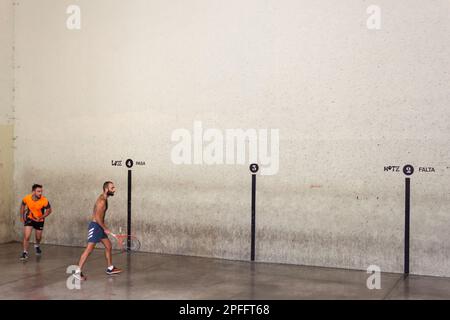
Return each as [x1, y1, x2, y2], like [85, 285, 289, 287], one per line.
[115, 235, 141, 252]
[127, 237, 141, 251]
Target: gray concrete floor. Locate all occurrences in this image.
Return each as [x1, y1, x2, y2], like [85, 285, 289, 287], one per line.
[0, 242, 449, 299]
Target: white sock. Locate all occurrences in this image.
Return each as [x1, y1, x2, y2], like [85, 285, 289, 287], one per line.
[108, 265, 114, 270]
[34, 244, 40, 248]
[23, 250, 28, 254]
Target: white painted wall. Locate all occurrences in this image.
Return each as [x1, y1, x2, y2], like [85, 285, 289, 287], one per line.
[11, 0, 450, 276]
[0, 0, 14, 243]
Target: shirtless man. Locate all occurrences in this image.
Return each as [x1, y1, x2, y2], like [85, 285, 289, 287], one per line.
[74, 181, 122, 280]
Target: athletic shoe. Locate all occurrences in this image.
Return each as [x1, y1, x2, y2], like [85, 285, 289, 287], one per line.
[73, 271, 87, 281]
[20, 252, 29, 261]
[35, 246, 42, 255]
[106, 266, 123, 275]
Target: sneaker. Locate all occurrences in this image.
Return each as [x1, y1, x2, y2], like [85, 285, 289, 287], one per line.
[20, 252, 29, 261]
[35, 246, 42, 255]
[106, 266, 123, 275]
[73, 271, 87, 281]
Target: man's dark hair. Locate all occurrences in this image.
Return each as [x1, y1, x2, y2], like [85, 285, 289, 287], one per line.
[32, 184, 43, 191]
[103, 181, 113, 191]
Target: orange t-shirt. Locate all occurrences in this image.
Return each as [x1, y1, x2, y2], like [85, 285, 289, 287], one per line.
[22, 194, 51, 221]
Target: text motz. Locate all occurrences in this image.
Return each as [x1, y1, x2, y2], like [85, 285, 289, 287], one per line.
[171, 121, 279, 175]
[384, 166, 400, 172]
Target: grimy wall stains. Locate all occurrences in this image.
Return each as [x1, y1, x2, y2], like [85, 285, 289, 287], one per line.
[0, 0, 14, 243]
[0, 125, 14, 243]
[11, 0, 450, 276]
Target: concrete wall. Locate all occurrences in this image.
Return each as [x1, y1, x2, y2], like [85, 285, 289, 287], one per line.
[12, 0, 450, 276]
[0, 0, 14, 243]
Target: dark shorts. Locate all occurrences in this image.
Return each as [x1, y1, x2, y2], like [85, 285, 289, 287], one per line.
[87, 221, 108, 243]
[24, 218, 44, 230]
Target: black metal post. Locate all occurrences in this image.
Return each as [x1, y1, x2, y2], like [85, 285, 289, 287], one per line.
[127, 169, 132, 251]
[251, 174, 256, 261]
[404, 177, 410, 275]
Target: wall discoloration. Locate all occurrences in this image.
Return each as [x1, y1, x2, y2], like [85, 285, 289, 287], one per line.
[0, 125, 14, 243]
[0, 0, 14, 243]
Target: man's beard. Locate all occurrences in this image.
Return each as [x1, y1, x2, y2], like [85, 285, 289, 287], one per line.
[107, 191, 114, 196]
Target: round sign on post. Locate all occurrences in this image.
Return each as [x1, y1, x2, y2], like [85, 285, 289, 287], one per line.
[403, 164, 414, 176]
[126, 159, 134, 169]
[249, 163, 259, 174]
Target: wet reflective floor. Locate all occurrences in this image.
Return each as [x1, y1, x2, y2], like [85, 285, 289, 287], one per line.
[1, 242, 449, 300]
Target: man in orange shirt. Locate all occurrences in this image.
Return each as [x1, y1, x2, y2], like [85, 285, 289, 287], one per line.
[20, 184, 52, 260]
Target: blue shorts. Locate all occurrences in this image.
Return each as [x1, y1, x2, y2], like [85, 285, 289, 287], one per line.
[87, 221, 108, 243]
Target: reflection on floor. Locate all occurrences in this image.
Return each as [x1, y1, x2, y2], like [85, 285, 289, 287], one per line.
[1, 242, 449, 300]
